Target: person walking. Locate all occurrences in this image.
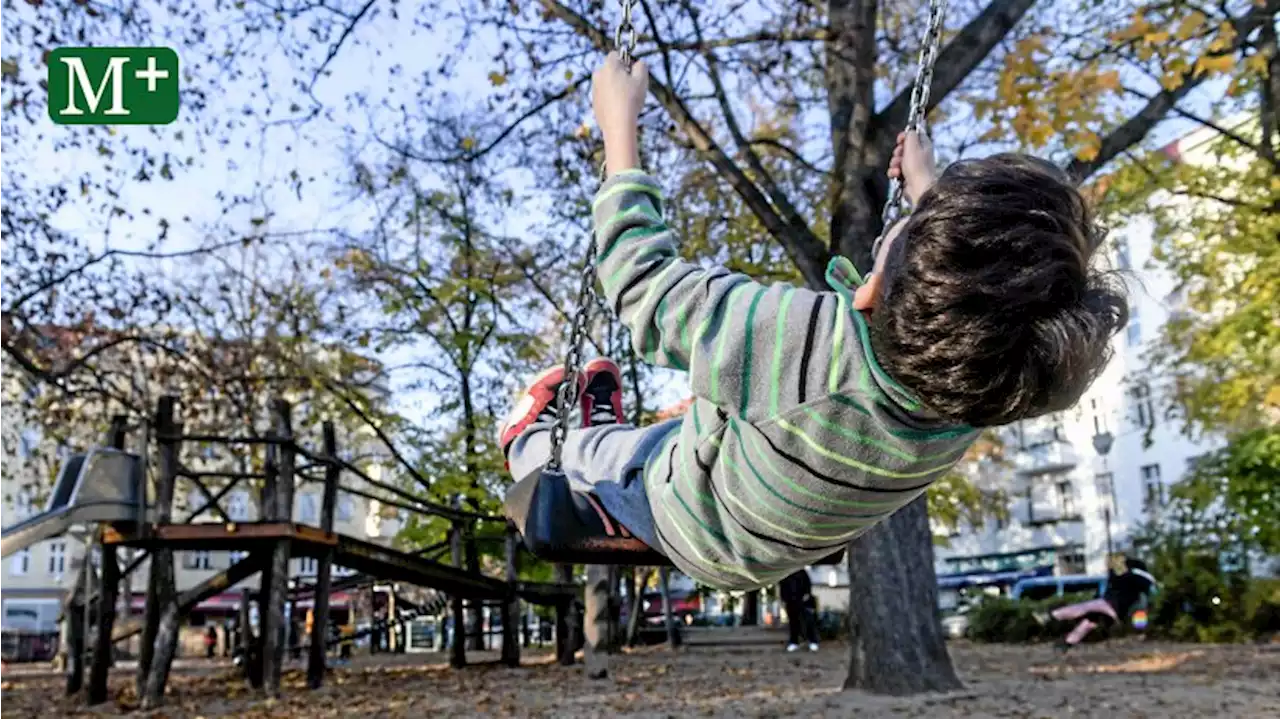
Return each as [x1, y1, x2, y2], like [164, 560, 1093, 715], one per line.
[779, 569, 819, 652]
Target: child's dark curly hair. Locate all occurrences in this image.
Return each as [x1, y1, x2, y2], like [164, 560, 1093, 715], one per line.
[870, 154, 1128, 428]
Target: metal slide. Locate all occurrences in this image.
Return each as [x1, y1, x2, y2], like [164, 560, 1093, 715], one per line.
[1, 449, 146, 558]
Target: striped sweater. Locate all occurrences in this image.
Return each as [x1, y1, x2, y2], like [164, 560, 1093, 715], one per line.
[592, 170, 979, 590]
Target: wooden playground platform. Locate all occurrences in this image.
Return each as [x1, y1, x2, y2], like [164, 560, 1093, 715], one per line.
[51, 397, 586, 713]
[101, 522, 576, 604]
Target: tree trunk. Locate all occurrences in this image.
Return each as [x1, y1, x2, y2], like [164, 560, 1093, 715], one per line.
[843, 497, 960, 693]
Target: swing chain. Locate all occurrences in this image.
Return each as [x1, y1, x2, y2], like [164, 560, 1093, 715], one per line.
[615, 0, 639, 69]
[547, 0, 640, 471]
[872, 0, 950, 258]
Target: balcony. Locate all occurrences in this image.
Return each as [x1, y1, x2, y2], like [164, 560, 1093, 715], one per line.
[1024, 504, 1084, 527]
[1014, 441, 1079, 476]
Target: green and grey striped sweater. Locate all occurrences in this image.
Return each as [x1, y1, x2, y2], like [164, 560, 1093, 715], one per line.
[593, 170, 979, 590]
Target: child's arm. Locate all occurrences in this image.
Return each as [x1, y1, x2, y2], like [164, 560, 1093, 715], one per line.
[591, 55, 851, 420]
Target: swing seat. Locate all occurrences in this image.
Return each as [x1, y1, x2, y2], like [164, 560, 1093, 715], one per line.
[504, 467, 670, 565]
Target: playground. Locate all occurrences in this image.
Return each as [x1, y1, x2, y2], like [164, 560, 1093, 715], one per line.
[4, 0, 1279, 716]
[2, 639, 1278, 718]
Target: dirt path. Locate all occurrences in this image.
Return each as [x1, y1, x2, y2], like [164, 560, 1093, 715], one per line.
[3, 639, 1277, 718]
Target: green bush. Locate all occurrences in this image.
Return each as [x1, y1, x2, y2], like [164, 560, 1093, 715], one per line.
[1242, 578, 1280, 639]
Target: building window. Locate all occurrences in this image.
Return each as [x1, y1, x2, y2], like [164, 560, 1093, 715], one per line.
[183, 551, 213, 570]
[337, 495, 355, 522]
[1141, 464, 1163, 511]
[13, 489, 34, 520]
[227, 491, 251, 521]
[297, 494, 318, 525]
[47, 542, 66, 577]
[1057, 480, 1076, 517]
[295, 557, 318, 576]
[18, 430, 39, 459]
[1131, 382, 1155, 429]
[10, 548, 31, 576]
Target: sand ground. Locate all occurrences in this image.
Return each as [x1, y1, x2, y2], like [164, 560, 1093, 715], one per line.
[2, 637, 1277, 718]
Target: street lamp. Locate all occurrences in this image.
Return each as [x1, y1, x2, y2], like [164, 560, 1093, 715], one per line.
[1092, 430, 1115, 558]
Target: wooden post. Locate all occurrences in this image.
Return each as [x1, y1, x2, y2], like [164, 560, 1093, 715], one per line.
[448, 523, 466, 668]
[554, 563, 575, 666]
[583, 564, 610, 679]
[239, 588, 259, 688]
[501, 525, 520, 668]
[625, 568, 652, 647]
[116, 418, 134, 663]
[743, 589, 760, 626]
[660, 567, 681, 648]
[307, 422, 340, 689]
[84, 416, 128, 703]
[65, 568, 87, 695]
[86, 544, 120, 704]
[463, 526, 484, 652]
[107, 415, 128, 450]
[261, 400, 294, 696]
[251, 441, 276, 690]
[138, 396, 179, 700]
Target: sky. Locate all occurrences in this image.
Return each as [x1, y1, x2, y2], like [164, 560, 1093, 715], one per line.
[1, 0, 1241, 432]
[3, 0, 694, 429]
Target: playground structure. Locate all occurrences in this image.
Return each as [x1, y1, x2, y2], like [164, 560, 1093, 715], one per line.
[0, 395, 641, 708]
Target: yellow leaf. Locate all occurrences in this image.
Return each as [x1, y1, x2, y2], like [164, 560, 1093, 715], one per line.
[1174, 11, 1207, 41]
[1160, 71, 1185, 91]
[1194, 53, 1235, 77]
[564, 69, 574, 81]
[1143, 30, 1170, 45]
[1096, 70, 1121, 92]
[487, 71, 507, 87]
[461, 136, 476, 151]
[1075, 144, 1099, 162]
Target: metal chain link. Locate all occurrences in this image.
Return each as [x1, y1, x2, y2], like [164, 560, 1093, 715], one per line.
[871, 0, 950, 259]
[547, 0, 641, 470]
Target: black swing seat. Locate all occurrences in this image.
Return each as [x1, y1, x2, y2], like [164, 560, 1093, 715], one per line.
[504, 467, 671, 566]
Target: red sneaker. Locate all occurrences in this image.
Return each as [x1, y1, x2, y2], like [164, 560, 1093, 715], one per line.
[498, 366, 585, 454]
[581, 357, 626, 427]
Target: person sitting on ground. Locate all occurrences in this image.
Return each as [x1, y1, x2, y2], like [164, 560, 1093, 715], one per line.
[499, 52, 1128, 590]
[1049, 555, 1157, 652]
[779, 569, 820, 653]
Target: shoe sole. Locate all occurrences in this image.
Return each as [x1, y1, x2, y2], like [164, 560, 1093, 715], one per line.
[580, 358, 624, 427]
[499, 366, 585, 450]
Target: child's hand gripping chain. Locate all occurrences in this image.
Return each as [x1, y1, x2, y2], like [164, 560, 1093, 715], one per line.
[592, 52, 649, 177]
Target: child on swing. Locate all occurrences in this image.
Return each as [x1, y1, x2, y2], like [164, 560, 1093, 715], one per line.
[500, 54, 1127, 589]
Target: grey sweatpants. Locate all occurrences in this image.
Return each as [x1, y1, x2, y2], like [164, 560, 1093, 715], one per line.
[506, 417, 680, 553]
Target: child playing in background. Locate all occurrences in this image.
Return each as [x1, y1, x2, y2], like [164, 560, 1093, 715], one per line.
[1051, 555, 1157, 651]
[500, 53, 1128, 590]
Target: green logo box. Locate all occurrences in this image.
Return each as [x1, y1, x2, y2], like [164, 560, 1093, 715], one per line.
[48, 47, 179, 125]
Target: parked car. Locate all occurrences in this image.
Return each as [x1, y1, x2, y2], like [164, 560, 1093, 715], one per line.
[1010, 574, 1107, 602]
